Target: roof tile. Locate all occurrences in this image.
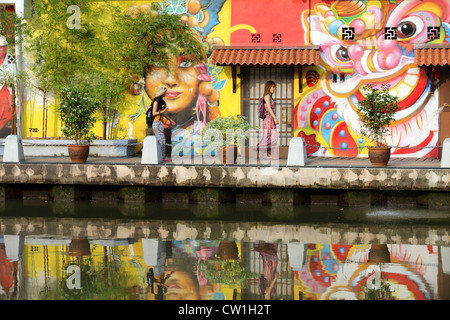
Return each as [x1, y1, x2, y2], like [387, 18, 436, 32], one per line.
[414, 45, 450, 66]
[210, 46, 320, 66]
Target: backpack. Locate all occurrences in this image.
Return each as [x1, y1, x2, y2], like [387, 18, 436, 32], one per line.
[258, 97, 267, 119]
[146, 97, 166, 127]
[146, 107, 155, 127]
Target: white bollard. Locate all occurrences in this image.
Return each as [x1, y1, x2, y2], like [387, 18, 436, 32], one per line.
[287, 137, 307, 166]
[287, 242, 307, 271]
[141, 135, 162, 164]
[4, 235, 25, 261]
[3, 135, 24, 163]
[442, 246, 450, 275]
[142, 239, 164, 266]
[142, 238, 166, 277]
[442, 138, 450, 168]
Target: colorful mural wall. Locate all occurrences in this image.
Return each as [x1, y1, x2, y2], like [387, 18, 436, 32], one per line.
[294, 243, 439, 300]
[0, 238, 446, 300]
[0, 6, 15, 138]
[13, 0, 450, 158]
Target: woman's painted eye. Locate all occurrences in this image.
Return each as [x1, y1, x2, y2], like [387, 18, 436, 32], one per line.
[336, 46, 351, 62]
[396, 17, 424, 39]
[179, 60, 193, 68]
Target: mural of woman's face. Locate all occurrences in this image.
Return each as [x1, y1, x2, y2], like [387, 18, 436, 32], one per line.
[159, 269, 200, 300]
[145, 56, 200, 116]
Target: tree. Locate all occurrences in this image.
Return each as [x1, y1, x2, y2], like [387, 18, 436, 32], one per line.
[27, 0, 127, 139]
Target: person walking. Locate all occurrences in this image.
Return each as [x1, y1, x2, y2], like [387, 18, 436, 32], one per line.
[146, 86, 175, 161]
[257, 81, 279, 159]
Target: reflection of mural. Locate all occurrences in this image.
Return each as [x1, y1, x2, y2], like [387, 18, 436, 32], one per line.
[295, 0, 450, 158]
[0, 237, 446, 300]
[0, 244, 15, 295]
[130, 0, 227, 156]
[296, 244, 438, 300]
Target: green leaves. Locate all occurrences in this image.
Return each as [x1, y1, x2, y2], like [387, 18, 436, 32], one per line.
[57, 87, 99, 144]
[28, 1, 130, 139]
[202, 115, 257, 147]
[112, 8, 206, 78]
[357, 83, 399, 146]
[197, 259, 258, 287]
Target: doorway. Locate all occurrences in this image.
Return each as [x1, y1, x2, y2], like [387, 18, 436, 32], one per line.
[241, 67, 294, 156]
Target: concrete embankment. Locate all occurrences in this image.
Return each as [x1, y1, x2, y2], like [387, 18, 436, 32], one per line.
[0, 162, 448, 208]
[0, 216, 448, 245]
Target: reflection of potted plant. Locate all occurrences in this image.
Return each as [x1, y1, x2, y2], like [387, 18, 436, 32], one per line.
[43, 258, 130, 300]
[68, 237, 91, 257]
[357, 83, 399, 166]
[367, 244, 391, 264]
[360, 276, 395, 300]
[359, 244, 394, 300]
[217, 240, 239, 260]
[202, 115, 256, 164]
[57, 87, 99, 163]
[197, 258, 258, 288]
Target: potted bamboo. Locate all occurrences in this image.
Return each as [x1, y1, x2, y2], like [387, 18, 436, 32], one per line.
[357, 83, 399, 166]
[57, 87, 99, 163]
[202, 115, 256, 164]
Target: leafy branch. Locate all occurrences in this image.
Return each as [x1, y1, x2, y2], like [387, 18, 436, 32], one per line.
[357, 83, 399, 147]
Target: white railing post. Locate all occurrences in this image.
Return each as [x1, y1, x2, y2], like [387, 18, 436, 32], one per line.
[442, 138, 450, 168]
[287, 137, 307, 166]
[141, 136, 162, 164]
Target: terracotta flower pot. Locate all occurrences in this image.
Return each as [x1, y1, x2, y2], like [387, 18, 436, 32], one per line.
[217, 240, 239, 260]
[68, 144, 90, 163]
[367, 244, 391, 263]
[368, 146, 391, 166]
[68, 237, 91, 256]
[220, 146, 238, 165]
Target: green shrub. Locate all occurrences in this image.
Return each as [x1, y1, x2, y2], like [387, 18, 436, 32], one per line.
[202, 115, 257, 148]
[57, 87, 99, 144]
[357, 83, 399, 147]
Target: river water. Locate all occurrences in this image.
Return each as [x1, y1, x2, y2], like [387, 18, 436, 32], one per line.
[0, 200, 449, 300]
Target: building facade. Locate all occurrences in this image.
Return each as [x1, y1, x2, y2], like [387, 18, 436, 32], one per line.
[2, 0, 450, 158]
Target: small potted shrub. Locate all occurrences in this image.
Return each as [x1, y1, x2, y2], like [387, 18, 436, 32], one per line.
[57, 87, 99, 163]
[202, 115, 256, 164]
[357, 83, 399, 166]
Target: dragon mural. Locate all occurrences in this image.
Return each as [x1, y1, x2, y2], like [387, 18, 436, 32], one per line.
[295, 0, 450, 158]
[296, 243, 437, 300]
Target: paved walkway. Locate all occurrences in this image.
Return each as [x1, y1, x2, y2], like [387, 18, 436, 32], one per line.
[6, 155, 442, 169]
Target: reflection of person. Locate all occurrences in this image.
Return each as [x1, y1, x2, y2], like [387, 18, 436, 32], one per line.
[257, 81, 279, 159]
[147, 86, 175, 161]
[255, 241, 279, 300]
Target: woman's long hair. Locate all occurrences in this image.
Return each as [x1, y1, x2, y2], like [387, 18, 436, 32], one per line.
[263, 81, 276, 98]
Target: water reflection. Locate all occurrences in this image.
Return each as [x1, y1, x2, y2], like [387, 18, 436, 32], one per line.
[0, 233, 449, 300]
